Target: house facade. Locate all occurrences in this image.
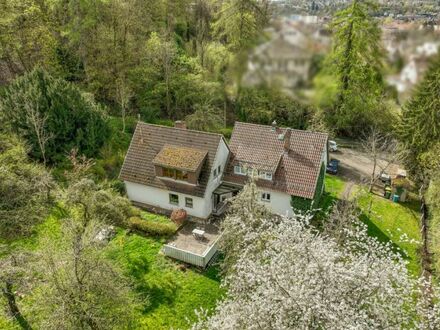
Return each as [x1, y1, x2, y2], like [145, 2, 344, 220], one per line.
[119, 121, 328, 219]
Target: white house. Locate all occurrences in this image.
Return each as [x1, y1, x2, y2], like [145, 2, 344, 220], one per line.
[119, 121, 328, 219]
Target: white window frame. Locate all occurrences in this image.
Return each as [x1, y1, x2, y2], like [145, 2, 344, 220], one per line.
[234, 165, 246, 176]
[259, 171, 273, 180]
[261, 192, 271, 202]
[213, 165, 222, 178]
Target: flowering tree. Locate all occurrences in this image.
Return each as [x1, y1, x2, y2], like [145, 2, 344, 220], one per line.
[194, 181, 440, 329]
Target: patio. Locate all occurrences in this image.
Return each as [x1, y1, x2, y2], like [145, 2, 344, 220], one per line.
[162, 221, 221, 267]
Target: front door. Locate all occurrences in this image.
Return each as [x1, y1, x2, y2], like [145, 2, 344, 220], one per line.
[213, 193, 221, 210]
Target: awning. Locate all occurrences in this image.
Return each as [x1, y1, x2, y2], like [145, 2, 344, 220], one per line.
[213, 182, 242, 195]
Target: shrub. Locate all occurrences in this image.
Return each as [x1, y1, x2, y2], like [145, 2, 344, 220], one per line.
[128, 216, 177, 236]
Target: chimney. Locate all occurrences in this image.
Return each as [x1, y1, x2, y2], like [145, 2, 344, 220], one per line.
[271, 120, 277, 131]
[283, 128, 291, 154]
[175, 120, 186, 129]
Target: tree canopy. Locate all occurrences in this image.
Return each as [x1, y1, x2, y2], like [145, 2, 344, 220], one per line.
[0, 134, 53, 240]
[315, 0, 393, 136]
[0, 68, 110, 163]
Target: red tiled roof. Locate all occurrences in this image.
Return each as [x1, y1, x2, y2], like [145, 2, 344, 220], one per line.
[223, 122, 328, 199]
[119, 122, 223, 197]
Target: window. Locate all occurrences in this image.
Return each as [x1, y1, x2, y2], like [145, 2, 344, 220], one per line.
[163, 167, 174, 178]
[259, 171, 273, 180]
[185, 197, 193, 208]
[162, 168, 188, 181]
[234, 165, 246, 175]
[169, 193, 179, 205]
[175, 170, 188, 181]
[261, 192, 271, 202]
[213, 165, 222, 178]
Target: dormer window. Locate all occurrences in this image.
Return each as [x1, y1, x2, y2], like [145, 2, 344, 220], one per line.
[152, 145, 208, 186]
[259, 171, 273, 181]
[163, 168, 188, 181]
[234, 165, 247, 175]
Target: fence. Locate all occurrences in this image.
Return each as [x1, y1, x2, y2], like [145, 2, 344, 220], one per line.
[162, 236, 221, 268]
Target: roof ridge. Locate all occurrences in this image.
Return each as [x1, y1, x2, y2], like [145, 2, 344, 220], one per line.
[234, 121, 328, 137]
[138, 121, 224, 138]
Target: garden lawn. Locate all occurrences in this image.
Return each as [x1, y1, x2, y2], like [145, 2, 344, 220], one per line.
[316, 175, 347, 218]
[108, 231, 224, 329]
[1, 209, 223, 330]
[325, 174, 346, 198]
[358, 193, 422, 276]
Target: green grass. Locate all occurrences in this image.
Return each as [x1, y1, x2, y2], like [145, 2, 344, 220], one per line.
[108, 232, 224, 329]
[140, 211, 173, 224]
[319, 175, 422, 275]
[317, 175, 347, 216]
[325, 175, 346, 197]
[1, 208, 222, 330]
[358, 192, 422, 276]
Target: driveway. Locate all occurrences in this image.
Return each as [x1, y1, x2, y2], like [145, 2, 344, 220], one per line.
[329, 146, 401, 185]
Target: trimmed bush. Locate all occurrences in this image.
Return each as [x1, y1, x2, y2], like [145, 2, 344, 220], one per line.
[128, 216, 177, 236]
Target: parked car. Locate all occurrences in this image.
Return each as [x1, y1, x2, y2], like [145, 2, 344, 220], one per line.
[329, 140, 338, 152]
[326, 159, 339, 174]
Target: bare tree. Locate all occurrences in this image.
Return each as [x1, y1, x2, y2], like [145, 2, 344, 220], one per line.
[32, 179, 136, 329]
[361, 127, 398, 192]
[35, 219, 137, 330]
[64, 148, 95, 183]
[116, 78, 132, 133]
[24, 104, 52, 165]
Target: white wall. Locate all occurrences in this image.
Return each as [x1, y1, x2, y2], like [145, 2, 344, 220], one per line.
[202, 138, 230, 216]
[258, 188, 294, 218]
[125, 181, 209, 218]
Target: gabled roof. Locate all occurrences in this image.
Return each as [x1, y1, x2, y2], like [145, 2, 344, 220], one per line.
[223, 122, 328, 199]
[119, 122, 224, 197]
[152, 145, 208, 172]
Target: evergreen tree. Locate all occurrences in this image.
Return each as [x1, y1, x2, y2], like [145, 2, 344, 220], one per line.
[0, 68, 110, 163]
[397, 53, 440, 179]
[315, 0, 390, 136]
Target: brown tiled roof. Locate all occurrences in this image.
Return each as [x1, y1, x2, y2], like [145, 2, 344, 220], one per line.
[223, 122, 328, 199]
[152, 145, 208, 172]
[119, 122, 224, 197]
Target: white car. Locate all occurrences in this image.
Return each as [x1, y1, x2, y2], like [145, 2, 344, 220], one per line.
[329, 140, 338, 152]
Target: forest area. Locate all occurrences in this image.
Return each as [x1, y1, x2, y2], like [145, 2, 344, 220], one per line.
[1, 0, 440, 329]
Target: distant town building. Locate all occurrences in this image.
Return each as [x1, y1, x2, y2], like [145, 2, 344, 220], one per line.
[243, 17, 329, 92]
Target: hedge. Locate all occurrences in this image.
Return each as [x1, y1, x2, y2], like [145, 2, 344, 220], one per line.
[128, 216, 177, 237]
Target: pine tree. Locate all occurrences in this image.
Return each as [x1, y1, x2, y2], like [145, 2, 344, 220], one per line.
[397, 52, 440, 178]
[316, 0, 389, 136]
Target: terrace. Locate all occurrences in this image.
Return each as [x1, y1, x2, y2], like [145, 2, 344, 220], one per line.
[162, 221, 221, 268]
